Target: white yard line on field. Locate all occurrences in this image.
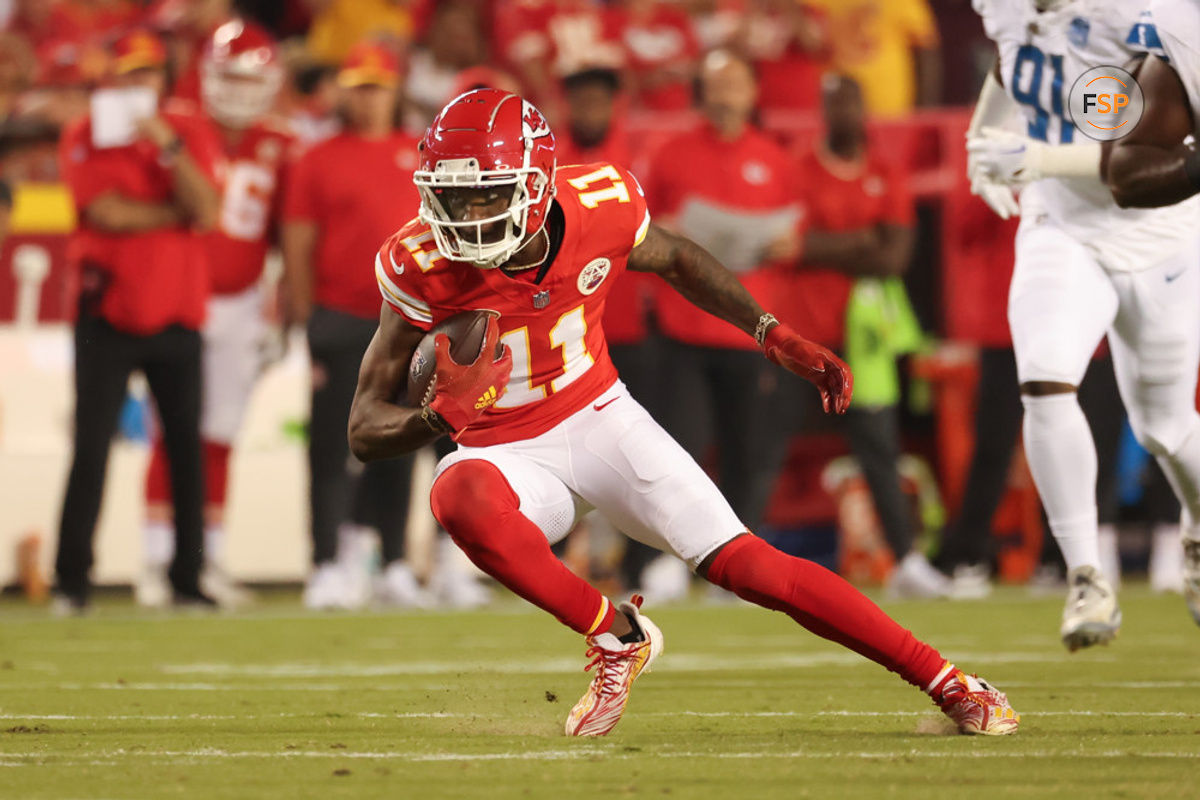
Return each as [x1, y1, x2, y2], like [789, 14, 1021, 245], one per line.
[1, 748, 1198, 767]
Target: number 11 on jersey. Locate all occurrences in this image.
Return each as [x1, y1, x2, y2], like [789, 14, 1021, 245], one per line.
[496, 305, 594, 409]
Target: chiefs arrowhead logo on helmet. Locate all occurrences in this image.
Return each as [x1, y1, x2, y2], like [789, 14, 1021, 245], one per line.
[522, 101, 550, 140]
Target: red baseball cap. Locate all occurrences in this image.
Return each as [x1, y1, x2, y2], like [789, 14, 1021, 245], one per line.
[111, 29, 167, 75]
[337, 41, 401, 89]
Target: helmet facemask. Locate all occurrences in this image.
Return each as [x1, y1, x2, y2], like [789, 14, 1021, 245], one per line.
[201, 61, 282, 129]
[415, 157, 551, 269]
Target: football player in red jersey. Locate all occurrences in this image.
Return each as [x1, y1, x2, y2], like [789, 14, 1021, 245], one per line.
[348, 89, 1019, 737]
[139, 19, 291, 608]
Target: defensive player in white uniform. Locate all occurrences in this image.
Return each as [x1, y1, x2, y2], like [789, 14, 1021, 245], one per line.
[968, 0, 1200, 648]
[1105, 0, 1200, 622]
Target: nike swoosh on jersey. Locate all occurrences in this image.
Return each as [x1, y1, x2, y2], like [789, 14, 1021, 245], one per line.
[593, 397, 619, 412]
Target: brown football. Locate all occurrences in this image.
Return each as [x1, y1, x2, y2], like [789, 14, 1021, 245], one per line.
[405, 310, 502, 407]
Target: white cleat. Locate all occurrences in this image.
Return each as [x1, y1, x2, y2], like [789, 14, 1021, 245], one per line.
[200, 564, 255, 609]
[932, 666, 1020, 736]
[303, 562, 351, 610]
[886, 552, 951, 599]
[1060, 566, 1121, 652]
[1182, 537, 1200, 626]
[565, 597, 664, 737]
[948, 563, 993, 600]
[428, 565, 492, 609]
[135, 563, 172, 609]
[374, 561, 433, 609]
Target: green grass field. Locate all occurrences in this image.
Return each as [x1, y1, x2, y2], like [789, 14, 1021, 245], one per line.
[2, 585, 1198, 799]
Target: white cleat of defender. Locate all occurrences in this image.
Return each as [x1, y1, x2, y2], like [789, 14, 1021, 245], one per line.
[1060, 565, 1121, 652]
[565, 597, 664, 737]
[933, 668, 1020, 736]
[1183, 537, 1200, 626]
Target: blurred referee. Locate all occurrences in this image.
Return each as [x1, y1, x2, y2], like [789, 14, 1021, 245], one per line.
[53, 30, 222, 613]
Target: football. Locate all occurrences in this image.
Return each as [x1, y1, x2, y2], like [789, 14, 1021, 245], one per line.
[404, 310, 502, 407]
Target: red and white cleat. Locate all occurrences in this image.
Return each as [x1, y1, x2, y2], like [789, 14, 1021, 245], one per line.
[565, 596, 664, 737]
[932, 666, 1020, 736]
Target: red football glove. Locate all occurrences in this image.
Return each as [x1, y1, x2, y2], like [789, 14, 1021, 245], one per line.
[427, 315, 513, 436]
[762, 322, 853, 414]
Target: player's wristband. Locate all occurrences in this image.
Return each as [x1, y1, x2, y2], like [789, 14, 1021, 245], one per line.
[1185, 148, 1200, 192]
[420, 404, 451, 434]
[754, 313, 779, 348]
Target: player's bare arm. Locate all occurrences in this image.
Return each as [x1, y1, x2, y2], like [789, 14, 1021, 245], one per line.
[627, 222, 767, 337]
[348, 305, 443, 461]
[629, 222, 852, 413]
[1106, 55, 1199, 208]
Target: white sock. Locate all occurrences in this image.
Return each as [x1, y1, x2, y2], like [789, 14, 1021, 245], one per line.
[143, 520, 175, 568]
[1153, 415, 1200, 540]
[1097, 523, 1120, 586]
[1022, 393, 1100, 572]
[204, 524, 225, 568]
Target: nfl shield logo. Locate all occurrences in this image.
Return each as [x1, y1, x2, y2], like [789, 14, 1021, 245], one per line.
[533, 290, 551, 309]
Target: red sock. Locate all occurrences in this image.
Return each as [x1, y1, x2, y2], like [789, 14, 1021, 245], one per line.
[145, 437, 170, 504]
[706, 535, 946, 690]
[431, 459, 615, 636]
[203, 440, 231, 507]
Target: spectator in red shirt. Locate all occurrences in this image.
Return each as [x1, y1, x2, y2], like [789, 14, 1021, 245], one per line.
[53, 29, 222, 613]
[645, 50, 799, 541]
[615, 0, 699, 112]
[733, 0, 827, 115]
[776, 74, 948, 597]
[281, 40, 425, 610]
[492, 0, 625, 118]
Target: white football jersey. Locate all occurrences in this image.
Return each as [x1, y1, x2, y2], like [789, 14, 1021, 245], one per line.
[974, 0, 1199, 272]
[1146, 0, 1200, 129]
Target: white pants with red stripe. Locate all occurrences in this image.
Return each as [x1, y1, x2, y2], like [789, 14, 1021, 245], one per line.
[433, 381, 745, 569]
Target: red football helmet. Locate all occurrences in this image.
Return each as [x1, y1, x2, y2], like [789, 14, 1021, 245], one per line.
[415, 89, 557, 269]
[200, 18, 282, 128]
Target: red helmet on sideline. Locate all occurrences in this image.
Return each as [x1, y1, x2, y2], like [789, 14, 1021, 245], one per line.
[414, 89, 557, 269]
[200, 19, 282, 128]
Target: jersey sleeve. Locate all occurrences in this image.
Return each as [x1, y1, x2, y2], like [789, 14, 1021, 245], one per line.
[623, 166, 652, 248]
[375, 233, 434, 329]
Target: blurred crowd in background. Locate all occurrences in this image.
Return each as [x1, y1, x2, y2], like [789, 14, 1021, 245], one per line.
[0, 0, 1184, 614]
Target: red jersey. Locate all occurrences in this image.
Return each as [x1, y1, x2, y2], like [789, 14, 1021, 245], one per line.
[617, 5, 700, 111]
[59, 108, 223, 334]
[646, 123, 798, 350]
[557, 132, 649, 344]
[283, 130, 421, 319]
[207, 120, 296, 295]
[376, 162, 651, 447]
[784, 146, 914, 348]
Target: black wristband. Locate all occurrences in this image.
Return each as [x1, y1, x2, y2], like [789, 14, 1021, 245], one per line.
[1185, 147, 1200, 192]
